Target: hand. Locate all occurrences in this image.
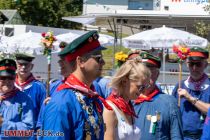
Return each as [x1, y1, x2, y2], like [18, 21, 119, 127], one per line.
[44, 97, 51, 105]
[177, 88, 191, 100]
[0, 115, 3, 126]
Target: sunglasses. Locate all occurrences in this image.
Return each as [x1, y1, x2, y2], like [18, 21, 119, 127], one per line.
[17, 63, 31, 67]
[137, 84, 150, 92]
[188, 62, 203, 67]
[0, 76, 15, 80]
[91, 55, 104, 63]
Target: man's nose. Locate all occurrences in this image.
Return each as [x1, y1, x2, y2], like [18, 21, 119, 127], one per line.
[100, 58, 105, 65]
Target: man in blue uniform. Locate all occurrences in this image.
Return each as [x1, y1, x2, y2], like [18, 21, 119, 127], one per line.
[201, 108, 210, 140]
[41, 31, 111, 140]
[36, 42, 76, 129]
[134, 51, 183, 140]
[172, 47, 210, 140]
[14, 53, 46, 127]
[36, 39, 109, 130]
[0, 58, 34, 139]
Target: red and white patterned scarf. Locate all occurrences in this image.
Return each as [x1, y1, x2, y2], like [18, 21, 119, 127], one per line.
[188, 74, 208, 91]
[106, 91, 138, 118]
[134, 87, 159, 104]
[15, 74, 36, 90]
[0, 87, 19, 101]
[57, 74, 112, 112]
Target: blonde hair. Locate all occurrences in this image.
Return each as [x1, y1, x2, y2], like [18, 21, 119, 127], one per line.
[110, 59, 151, 90]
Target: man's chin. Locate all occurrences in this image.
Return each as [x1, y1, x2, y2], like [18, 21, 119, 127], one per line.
[94, 73, 102, 80]
[19, 72, 26, 75]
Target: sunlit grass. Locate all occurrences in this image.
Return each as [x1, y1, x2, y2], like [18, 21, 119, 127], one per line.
[102, 45, 130, 76]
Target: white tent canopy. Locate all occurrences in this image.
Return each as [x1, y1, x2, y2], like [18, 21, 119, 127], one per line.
[123, 25, 208, 50]
[55, 32, 82, 47]
[56, 32, 114, 47]
[62, 17, 96, 25]
[1, 30, 115, 55]
[4, 31, 60, 54]
[122, 25, 209, 84]
[0, 35, 11, 53]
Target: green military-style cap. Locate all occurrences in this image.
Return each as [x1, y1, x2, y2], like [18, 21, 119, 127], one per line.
[58, 30, 106, 62]
[15, 53, 35, 64]
[188, 47, 209, 61]
[140, 51, 161, 68]
[59, 41, 68, 50]
[0, 58, 16, 76]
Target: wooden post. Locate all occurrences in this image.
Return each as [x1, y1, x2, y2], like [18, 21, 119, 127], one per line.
[41, 31, 56, 98]
[46, 49, 51, 98]
[178, 62, 182, 107]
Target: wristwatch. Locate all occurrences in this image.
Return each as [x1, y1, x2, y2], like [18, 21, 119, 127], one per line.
[192, 97, 199, 105]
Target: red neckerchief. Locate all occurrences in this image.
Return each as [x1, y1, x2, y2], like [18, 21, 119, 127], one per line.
[0, 87, 19, 101]
[106, 91, 138, 118]
[189, 73, 208, 91]
[57, 74, 112, 112]
[62, 77, 67, 83]
[134, 87, 159, 104]
[15, 74, 36, 89]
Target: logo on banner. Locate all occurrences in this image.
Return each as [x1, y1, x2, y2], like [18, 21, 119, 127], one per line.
[172, 0, 209, 4]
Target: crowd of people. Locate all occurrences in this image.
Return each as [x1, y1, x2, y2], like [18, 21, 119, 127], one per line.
[0, 30, 210, 140]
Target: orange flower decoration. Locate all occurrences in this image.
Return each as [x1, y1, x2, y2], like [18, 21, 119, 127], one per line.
[41, 31, 57, 56]
[173, 44, 190, 61]
[41, 31, 57, 49]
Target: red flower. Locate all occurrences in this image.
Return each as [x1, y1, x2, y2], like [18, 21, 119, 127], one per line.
[173, 45, 179, 53]
[41, 32, 46, 37]
[173, 44, 190, 61]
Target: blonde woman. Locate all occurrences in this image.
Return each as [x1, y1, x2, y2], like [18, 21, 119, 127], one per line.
[103, 59, 151, 140]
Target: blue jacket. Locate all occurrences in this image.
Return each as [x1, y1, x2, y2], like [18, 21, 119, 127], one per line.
[0, 90, 35, 139]
[15, 80, 46, 125]
[94, 77, 112, 99]
[134, 92, 183, 140]
[201, 108, 210, 140]
[172, 80, 210, 132]
[40, 88, 104, 140]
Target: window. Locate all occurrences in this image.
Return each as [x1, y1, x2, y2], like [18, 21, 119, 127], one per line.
[5, 27, 14, 36]
[128, 0, 153, 10]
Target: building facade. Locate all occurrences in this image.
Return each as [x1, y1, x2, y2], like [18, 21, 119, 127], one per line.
[83, 0, 210, 38]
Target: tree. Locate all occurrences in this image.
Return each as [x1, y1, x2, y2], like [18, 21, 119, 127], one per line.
[0, 0, 83, 29]
[194, 21, 209, 38]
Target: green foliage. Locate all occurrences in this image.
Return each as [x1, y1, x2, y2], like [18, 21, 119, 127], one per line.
[194, 21, 209, 38]
[0, 0, 16, 9]
[0, 0, 83, 28]
[102, 45, 130, 75]
[204, 4, 210, 14]
[194, 21, 210, 60]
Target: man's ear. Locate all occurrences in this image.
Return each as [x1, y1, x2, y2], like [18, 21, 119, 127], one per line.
[30, 63, 34, 70]
[204, 61, 208, 68]
[76, 56, 85, 68]
[156, 69, 160, 77]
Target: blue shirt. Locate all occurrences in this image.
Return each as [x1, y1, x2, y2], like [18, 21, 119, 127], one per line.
[37, 79, 105, 129]
[172, 80, 210, 133]
[134, 92, 183, 140]
[36, 80, 63, 129]
[15, 80, 46, 125]
[0, 90, 35, 139]
[94, 77, 112, 99]
[201, 108, 210, 140]
[40, 88, 104, 140]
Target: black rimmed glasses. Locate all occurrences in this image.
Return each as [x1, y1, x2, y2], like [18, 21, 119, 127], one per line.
[137, 84, 150, 92]
[17, 62, 31, 68]
[91, 54, 104, 63]
[188, 62, 203, 67]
